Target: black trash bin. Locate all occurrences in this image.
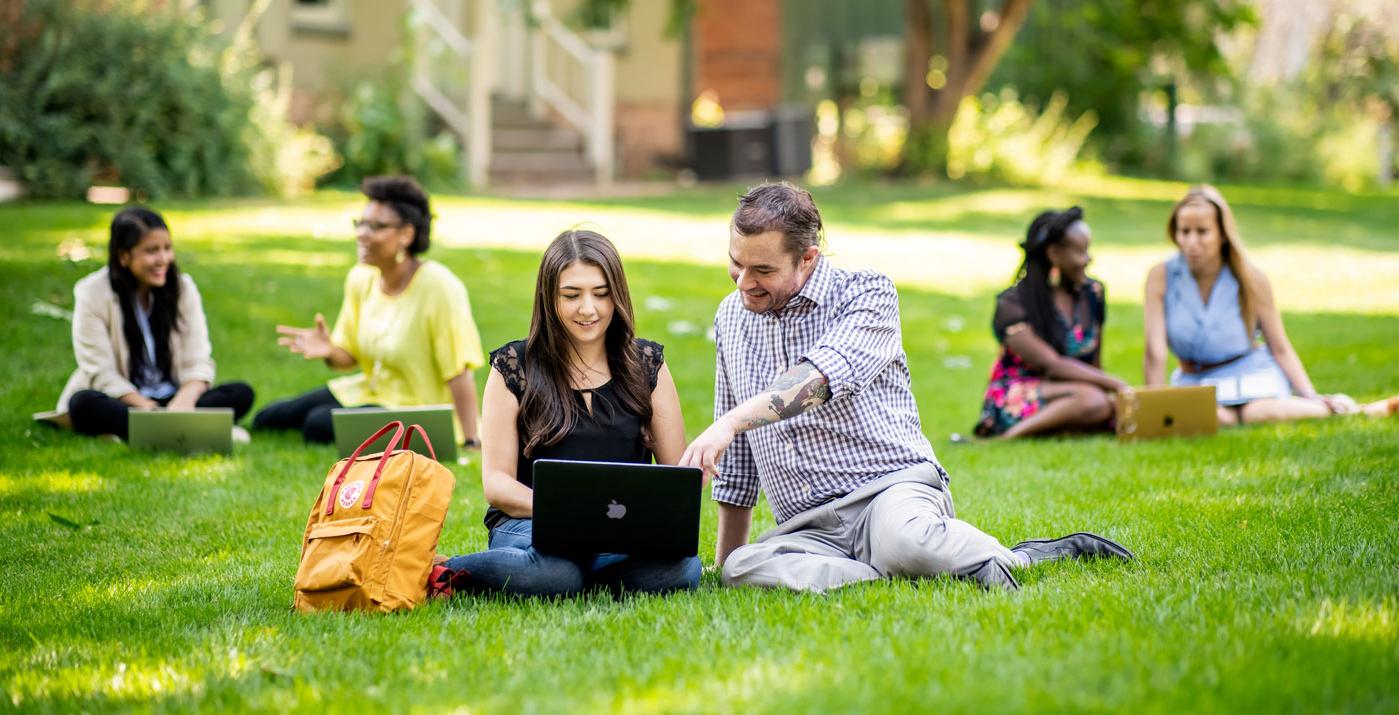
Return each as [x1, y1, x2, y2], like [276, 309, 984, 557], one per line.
[689, 111, 773, 181]
[687, 106, 813, 181]
[770, 105, 814, 177]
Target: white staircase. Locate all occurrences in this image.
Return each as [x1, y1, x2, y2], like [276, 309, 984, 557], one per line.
[490, 99, 596, 184]
[408, 0, 615, 187]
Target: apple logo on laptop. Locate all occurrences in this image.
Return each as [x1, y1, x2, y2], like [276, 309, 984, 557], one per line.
[606, 500, 627, 519]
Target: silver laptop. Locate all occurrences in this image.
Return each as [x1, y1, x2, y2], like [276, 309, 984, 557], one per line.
[330, 406, 457, 463]
[531, 459, 703, 557]
[128, 408, 233, 455]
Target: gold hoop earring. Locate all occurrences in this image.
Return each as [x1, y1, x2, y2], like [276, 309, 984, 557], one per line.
[396, 249, 407, 264]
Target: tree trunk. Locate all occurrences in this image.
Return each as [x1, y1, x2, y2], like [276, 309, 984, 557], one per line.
[1, 0, 28, 74]
[898, 0, 1034, 175]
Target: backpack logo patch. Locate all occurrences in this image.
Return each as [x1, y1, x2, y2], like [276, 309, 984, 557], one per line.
[338, 480, 366, 509]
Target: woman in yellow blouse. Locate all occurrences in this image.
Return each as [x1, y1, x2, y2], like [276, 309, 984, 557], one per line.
[253, 176, 485, 445]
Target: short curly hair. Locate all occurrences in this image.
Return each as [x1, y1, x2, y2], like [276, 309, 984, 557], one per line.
[361, 175, 432, 255]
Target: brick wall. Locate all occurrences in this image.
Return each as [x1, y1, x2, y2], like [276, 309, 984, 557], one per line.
[616, 101, 685, 176]
[693, 0, 782, 112]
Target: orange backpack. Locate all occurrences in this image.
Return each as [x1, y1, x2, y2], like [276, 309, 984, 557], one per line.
[293, 421, 455, 612]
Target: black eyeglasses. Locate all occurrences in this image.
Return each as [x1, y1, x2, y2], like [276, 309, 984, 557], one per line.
[352, 219, 405, 232]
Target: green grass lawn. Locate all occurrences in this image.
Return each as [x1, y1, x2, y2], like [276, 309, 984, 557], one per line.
[2, 178, 1397, 713]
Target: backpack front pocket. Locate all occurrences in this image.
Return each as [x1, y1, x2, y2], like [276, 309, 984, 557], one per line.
[295, 517, 379, 592]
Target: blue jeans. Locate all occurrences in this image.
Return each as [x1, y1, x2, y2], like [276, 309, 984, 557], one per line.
[445, 518, 701, 597]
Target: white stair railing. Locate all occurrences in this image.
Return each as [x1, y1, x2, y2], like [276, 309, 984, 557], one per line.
[408, 0, 494, 187]
[529, 0, 615, 183]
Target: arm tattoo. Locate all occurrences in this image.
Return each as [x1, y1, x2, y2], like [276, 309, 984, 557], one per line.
[768, 362, 830, 420]
[741, 413, 778, 431]
[795, 378, 831, 410]
[768, 368, 810, 391]
[730, 362, 831, 434]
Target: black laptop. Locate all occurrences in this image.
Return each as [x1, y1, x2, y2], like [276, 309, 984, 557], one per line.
[531, 459, 703, 558]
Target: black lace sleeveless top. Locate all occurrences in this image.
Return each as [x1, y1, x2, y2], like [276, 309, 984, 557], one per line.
[482, 338, 665, 530]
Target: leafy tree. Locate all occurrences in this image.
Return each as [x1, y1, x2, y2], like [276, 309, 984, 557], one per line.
[990, 0, 1255, 169]
[898, 0, 1035, 175]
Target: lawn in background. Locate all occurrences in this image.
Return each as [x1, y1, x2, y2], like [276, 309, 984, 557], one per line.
[2, 177, 1396, 713]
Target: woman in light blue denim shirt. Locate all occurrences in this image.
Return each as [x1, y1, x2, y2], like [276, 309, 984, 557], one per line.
[1143, 185, 1396, 425]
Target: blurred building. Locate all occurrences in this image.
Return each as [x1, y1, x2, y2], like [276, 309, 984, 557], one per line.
[204, 0, 906, 186]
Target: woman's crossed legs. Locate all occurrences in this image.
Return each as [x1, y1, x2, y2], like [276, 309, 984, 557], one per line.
[444, 517, 700, 598]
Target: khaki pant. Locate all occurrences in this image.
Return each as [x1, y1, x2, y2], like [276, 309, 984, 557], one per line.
[722, 464, 1018, 592]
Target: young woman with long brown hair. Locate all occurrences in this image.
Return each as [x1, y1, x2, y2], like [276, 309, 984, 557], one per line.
[1143, 184, 1397, 424]
[431, 229, 698, 597]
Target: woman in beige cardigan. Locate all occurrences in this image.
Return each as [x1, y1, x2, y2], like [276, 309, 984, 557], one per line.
[55, 207, 253, 440]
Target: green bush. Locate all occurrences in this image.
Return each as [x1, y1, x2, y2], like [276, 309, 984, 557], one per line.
[0, 0, 339, 199]
[945, 89, 1100, 186]
[326, 71, 462, 189]
[0, 0, 258, 198]
[244, 64, 342, 197]
[1174, 88, 1391, 190]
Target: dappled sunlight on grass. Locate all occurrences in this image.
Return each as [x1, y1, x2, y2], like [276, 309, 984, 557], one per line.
[1063, 174, 1195, 202]
[115, 453, 245, 485]
[71, 573, 193, 610]
[331, 186, 1399, 313]
[4, 653, 214, 708]
[205, 248, 353, 270]
[165, 199, 362, 241]
[1245, 245, 1399, 314]
[604, 656, 828, 715]
[1066, 174, 1399, 209]
[842, 235, 1399, 313]
[1303, 597, 1396, 642]
[1142, 487, 1301, 517]
[11, 183, 1395, 314]
[879, 188, 1076, 223]
[0, 470, 109, 497]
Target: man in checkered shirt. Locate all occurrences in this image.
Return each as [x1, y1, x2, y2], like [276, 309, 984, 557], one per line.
[680, 182, 1133, 591]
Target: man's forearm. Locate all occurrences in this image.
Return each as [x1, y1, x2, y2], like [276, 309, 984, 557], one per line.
[724, 360, 830, 435]
[715, 502, 753, 566]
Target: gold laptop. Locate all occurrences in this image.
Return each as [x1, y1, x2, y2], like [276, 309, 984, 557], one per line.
[1116, 385, 1218, 442]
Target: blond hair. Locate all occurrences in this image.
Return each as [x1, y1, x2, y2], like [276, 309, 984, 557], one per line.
[1168, 184, 1259, 333]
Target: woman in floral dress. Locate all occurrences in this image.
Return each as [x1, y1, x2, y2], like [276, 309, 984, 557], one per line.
[974, 207, 1130, 439]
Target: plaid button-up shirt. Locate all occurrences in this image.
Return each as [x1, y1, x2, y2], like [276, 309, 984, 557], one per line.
[710, 258, 944, 523]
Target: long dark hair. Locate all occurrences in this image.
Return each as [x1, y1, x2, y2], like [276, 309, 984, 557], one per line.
[519, 230, 652, 457]
[108, 207, 182, 380]
[1012, 206, 1084, 354]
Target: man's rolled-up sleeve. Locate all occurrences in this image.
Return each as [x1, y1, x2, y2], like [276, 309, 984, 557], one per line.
[800, 273, 902, 400]
[712, 432, 761, 507]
